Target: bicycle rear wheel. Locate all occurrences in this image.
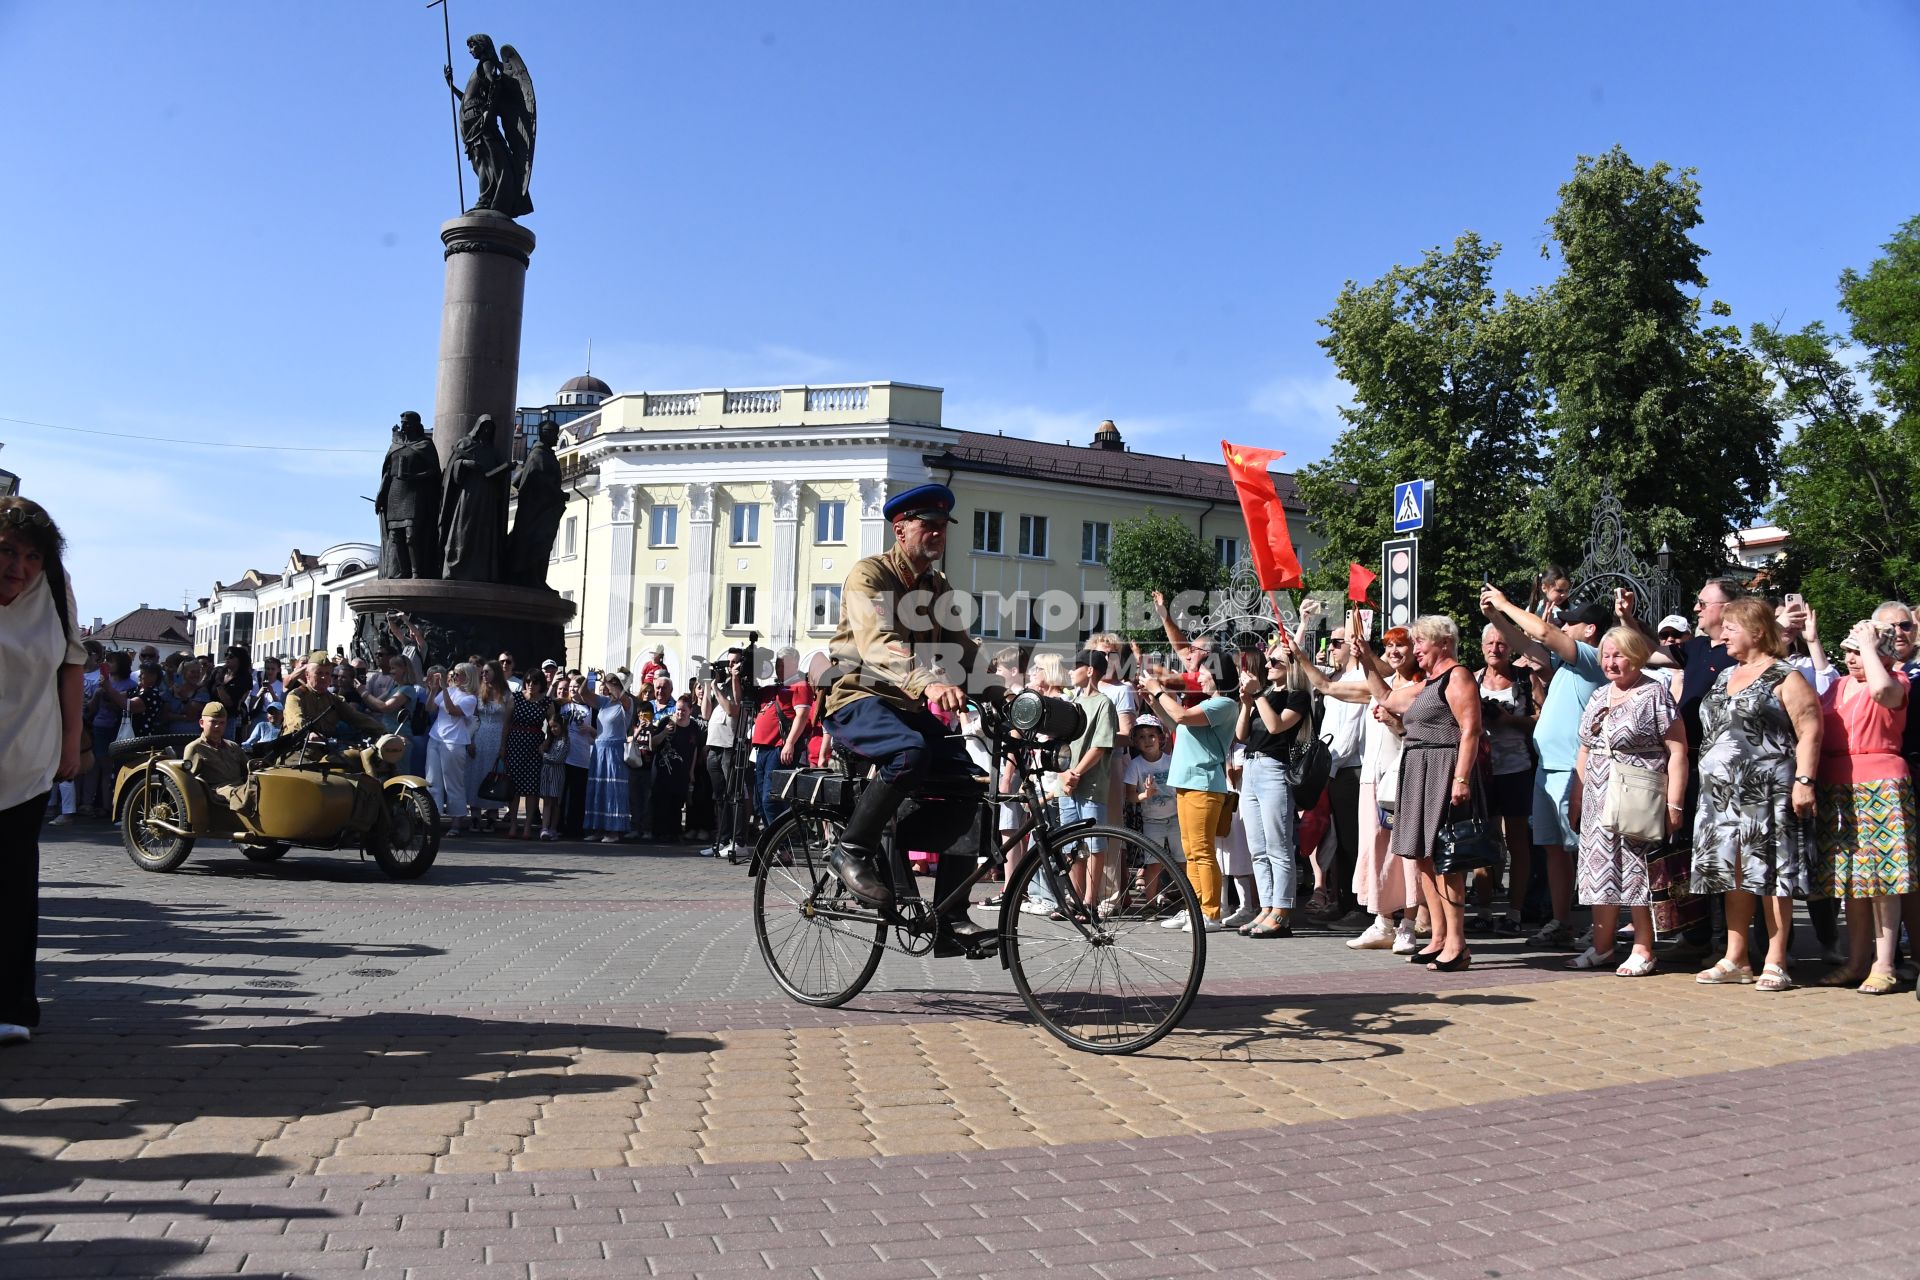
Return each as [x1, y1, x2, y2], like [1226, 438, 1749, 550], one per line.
[1005, 824, 1205, 1054]
[753, 810, 887, 1007]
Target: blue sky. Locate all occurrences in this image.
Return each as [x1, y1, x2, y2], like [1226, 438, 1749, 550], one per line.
[4, 2, 1916, 622]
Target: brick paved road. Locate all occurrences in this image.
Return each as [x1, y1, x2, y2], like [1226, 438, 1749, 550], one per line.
[5, 824, 1919, 1277]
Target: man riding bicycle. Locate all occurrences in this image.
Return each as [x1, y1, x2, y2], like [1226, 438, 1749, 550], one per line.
[820, 483, 1002, 951]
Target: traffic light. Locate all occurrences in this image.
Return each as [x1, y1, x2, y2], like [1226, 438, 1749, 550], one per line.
[1381, 537, 1418, 629]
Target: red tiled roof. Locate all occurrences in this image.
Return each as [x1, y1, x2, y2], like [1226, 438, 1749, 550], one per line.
[94, 608, 193, 645]
[931, 431, 1304, 510]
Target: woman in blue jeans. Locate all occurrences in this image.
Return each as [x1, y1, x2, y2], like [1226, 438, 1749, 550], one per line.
[1236, 644, 1313, 938]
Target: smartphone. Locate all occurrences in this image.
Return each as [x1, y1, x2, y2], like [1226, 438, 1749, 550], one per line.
[1786, 592, 1804, 608]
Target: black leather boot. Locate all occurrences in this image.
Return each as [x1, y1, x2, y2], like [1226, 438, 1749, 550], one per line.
[830, 778, 904, 908]
[929, 806, 995, 954]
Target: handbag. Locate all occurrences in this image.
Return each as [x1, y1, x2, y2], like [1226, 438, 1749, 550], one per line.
[1432, 784, 1502, 875]
[1288, 733, 1334, 811]
[1646, 839, 1706, 938]
[1599, 748, 1667, 843]
[477, 770, 510, 802]
[1213, 788, 1240, 838]
[624, 736, 651, 768]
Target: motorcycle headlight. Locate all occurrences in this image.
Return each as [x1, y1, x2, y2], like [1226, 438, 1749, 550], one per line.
[376, 734, 408, 765]
[1007, 690, 1086, 743]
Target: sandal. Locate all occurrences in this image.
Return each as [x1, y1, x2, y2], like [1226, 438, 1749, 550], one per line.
[1858, 971, 1899, 995]
[1615, 953, 1657, 977]
[1755, 963, 1794, 992]
[1566, 947, 1616, 971]
[1817, 968, 1868, 987]
[980, 892, 1008, 908]
[1696, 960, 1755, 985]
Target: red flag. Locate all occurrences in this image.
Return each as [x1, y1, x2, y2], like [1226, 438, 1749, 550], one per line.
[1347, 562, 1377, 602]
[1220, 441, 1303, 590]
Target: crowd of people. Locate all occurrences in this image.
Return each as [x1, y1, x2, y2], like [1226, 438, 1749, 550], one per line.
[8, 482, 1920, 1048]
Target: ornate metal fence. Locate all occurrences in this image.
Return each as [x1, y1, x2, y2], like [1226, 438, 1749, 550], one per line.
[1566, 484, 1682, 625]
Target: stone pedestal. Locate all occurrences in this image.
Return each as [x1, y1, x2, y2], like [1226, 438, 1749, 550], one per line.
[344, 578, 575, 672]
[433, 213, 537, 465]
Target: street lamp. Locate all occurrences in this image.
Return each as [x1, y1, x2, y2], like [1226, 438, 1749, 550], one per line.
[1657, 539, 1671, 575]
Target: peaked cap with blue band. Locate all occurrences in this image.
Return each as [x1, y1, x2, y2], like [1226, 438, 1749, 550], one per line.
[882, 483, 956, 523]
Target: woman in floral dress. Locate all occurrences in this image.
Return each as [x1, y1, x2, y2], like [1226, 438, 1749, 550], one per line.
[1812, 620, 1914, 993]
[1566, 628, 1687, 977]
[1691, 598, 1823, 992]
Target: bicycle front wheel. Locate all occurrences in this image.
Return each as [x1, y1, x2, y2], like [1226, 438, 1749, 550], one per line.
[1005, 824, 1205, 1054]
[753, 810, 887, 1007]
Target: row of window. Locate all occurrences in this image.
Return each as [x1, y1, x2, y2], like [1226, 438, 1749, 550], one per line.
[594, 501, 1242, 569]
[640, 584, 1114, 640]
[639, 583, 845, 632]
[631, 500, 846, 550]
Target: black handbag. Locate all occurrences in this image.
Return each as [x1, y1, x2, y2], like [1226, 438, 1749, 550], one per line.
[477, 770, 511, 802]
[1431, 784, 1502, 875]
[1288, 733, 1334, 811]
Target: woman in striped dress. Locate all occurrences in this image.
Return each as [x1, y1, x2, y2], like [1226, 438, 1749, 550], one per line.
[467, 662, 509, 829]
[584, 673, 632, 843]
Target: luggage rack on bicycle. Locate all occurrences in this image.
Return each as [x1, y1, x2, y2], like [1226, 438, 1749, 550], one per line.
[749, 688, 1208, 1054]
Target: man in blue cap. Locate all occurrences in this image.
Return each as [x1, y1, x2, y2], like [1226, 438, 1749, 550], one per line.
[820, 482, 1002, 952]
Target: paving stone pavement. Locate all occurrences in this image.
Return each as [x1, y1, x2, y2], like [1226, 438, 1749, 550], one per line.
[5, 825, 1920, 1277]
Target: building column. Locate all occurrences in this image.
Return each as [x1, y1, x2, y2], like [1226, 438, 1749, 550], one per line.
[857, 477, 888, 558]
[602, 483, 636, 670]
[684, 482, 716, 676]
[770, 480, 800, 652]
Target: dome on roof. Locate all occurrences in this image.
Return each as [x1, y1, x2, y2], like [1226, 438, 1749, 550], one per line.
[559, 373, 611, 397]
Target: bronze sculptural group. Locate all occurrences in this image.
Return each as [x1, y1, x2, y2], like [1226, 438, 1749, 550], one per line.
[376, 413, 564, 588]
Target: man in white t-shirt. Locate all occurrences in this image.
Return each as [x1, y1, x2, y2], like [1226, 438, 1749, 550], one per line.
[428, 667, 478, 833]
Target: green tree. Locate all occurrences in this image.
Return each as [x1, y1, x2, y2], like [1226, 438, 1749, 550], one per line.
[1529, 147, 1779, 591]
[1759, 217, 1920, 627]
[1104, 509, 1224, 641]
[1295, 233, 1542, 636]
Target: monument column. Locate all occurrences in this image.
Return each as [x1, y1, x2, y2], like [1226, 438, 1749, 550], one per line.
[684, 483, 716, 670]
[769, 480, 800, 652]
[434, 213, 537, 465]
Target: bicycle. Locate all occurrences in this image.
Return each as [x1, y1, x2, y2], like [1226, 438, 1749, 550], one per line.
[750, 689, 1207, 1054]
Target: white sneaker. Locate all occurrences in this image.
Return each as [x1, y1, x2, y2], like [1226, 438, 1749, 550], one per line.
[0, 1023, 30, 1046]
[47, 814, 73, 827]
[1019, 900, 1055, 916]
[1159, 913, 1191, 930]
[1391, 921, 1420, 954]
[1348, 920, 1394, 950]
[1199, 915, 1228, 932]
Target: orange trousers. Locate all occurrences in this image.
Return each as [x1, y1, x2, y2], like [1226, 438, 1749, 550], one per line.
[1175, 787, 1228, 920]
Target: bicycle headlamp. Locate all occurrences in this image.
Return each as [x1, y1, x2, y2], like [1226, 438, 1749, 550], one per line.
[1007, 690, 1086, 742]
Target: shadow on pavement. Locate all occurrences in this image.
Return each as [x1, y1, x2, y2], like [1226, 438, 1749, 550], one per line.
[2, 888, 722, 1201]
[888, 984, 1532, 1064]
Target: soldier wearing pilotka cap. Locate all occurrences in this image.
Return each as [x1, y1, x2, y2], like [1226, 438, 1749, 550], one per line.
[818, 483, 1004, 953]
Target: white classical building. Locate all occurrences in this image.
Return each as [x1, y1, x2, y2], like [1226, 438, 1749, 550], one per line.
[545, 380, 1313, 677]
[191, 542, 377, 663]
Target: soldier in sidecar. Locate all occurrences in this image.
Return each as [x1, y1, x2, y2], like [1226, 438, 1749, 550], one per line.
[110, 685, 439, 880]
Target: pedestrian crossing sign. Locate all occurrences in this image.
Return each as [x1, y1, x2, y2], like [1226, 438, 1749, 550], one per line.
[1392, 480, 1426, 533]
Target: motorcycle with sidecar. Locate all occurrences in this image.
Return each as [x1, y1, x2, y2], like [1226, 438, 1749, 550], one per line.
[109, 730, 439, 879]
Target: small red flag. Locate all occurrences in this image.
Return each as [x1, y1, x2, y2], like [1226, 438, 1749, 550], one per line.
[1220, 441, 1303, 591]
[1348, 562, 1377, 602]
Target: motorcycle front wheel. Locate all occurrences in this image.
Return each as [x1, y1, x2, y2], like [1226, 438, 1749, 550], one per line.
[370, 785, 440, 880]
[122, 773, 195, 872]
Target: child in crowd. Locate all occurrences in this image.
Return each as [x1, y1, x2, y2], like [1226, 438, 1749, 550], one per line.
[1124, 716, 1178, 907]
[243, 704, 283, 750]
[538, 714, 568, 841]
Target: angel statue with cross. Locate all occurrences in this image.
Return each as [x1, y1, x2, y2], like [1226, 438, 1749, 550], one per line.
[443, 33, 535, 218]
